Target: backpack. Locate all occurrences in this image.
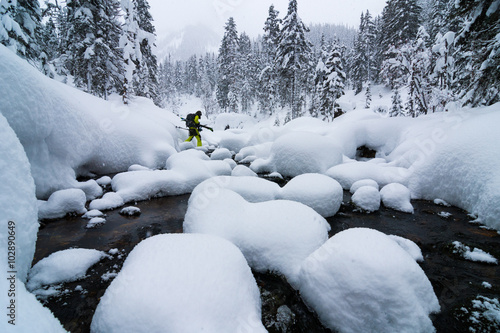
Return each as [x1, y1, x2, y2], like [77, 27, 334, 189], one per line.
[185, 113, 196, 128]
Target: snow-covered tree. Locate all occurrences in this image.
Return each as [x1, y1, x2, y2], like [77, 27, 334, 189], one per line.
[258, 4, 281, 115]
[390, 87, 404, 117]
[351, 11, 377, 94]
[62, 0, 123, 99]
[276, 0, 313, 119]
[238, 32, 255, 113]
[120, 0, 158, 104]
[452, 0, 500, 106]
[217, 17, 239, 112]
[0, 0, 42, 63]
[319, 39, 346, 121]
[429, 31, 455, 112]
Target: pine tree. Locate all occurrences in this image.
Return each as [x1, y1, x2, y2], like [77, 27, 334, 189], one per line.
[276, 0, 313, 119]
[390, 87, 404, 117]
[134, 0, 159, 104]
[452, 0, 500, 106]
[0, 0, 42, 63]
[62, 0, 123, 99]
[258, 5, 281, 115]
[120, 0, 158, 104]
[310, 34, 328, 117]
[217, 17, 240, 112]
[319, 39, 346, 121]
[238, 32, 254, 113]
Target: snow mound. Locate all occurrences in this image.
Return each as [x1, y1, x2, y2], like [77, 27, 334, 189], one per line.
[389, 235, 424, 262]
[218, 130, 251, 153]
[0, 113, 39, 283]
[191, 176, 281, 204]
[75, 179, 103, 201]
[27, 248, 107, 291]
[251, 132, 343, 177]
[38, 188, 87, 220]
[210, 147, 233, 160]
[232, 164, 258, 177]
[191, 174, 342, 218]
[409, 107, 500, 230]
[380, 183, 414, 213]
[184, 188, 330, 286]
[298, 228, 440, 333]
[91, 233, 266, 333]
[351, 186, 381, 213]
[350, 178, 379, 193]
[280, 173, 343, 217]
[112, 149, 232, 203]
[89, 192, 125, 211]
[327, 161, 409, 189]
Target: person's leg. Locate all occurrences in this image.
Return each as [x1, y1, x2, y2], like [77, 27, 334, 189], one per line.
[195, 134, 202, 146]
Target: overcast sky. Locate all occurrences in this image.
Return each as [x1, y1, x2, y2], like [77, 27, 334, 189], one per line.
[148, 0, 387, 38]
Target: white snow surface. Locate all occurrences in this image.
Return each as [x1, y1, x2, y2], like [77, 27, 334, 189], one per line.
[380, 183, 414, 213]
[0, 276, 67, 332]
[351, 186, 381, 213]
[0, 45, 178, 199]
[297, 228, 440, 333]
[0, 113, 39, 283]
[37, 188, 88, 220]
[184, 188, 330, 286]
[27, 248, 107, 291]
[91, 233, 266, 333]
[350, 178, 379, 193]
[190, 174, 343, 217]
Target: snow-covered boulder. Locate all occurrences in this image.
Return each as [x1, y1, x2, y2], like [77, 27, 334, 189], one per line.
[350, 178, 379, 194]
[190, 176, 281, 205]
[38, 188, 88, 220]
[0, 113, 39, 283]
[112, 150, 232, 203]
[210, 147, 233, 160]
[218, 130, 251, 153]
[326, 161, 409, 189]
[232, 164, 258, 177]
[89, 192, 125, 211]
[298, 228, 440, 333]
[184, 188, 330, 286]
[91, 234, 266, 333]
[251, 131, 343, 177]
[380, 183, 414, 213]
[75, 179, 103, 201]
[280, 173, 343, 217]
[27, 249, 107, 291]
[351, 186, 381, 213]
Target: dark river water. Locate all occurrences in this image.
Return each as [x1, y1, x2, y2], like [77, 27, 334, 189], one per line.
[33, 191, 500, 333]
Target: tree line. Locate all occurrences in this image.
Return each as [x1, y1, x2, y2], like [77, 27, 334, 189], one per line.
[1, 0, 498, 120]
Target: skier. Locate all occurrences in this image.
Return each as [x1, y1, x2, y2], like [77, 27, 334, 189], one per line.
[184, 110, 212, 147]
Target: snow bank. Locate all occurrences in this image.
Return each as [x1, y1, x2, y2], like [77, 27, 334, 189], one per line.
[27, 248, 107, 291]
[91, 233, 266, 333]
[184, 188, 330, 286]
[409, 106, 500, 230]
[0, 45, 178, 199]
[298, 228, 440, 333]
[0, 113, 38, 283]
[37, 188, 88, 220]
